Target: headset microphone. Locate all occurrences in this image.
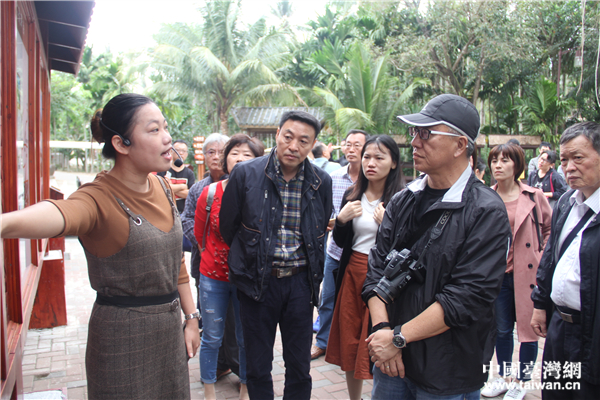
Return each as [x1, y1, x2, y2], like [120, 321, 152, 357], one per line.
[172, 147, 184, 167]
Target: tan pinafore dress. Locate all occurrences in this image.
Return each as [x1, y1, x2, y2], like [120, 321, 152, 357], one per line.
[84, 177, 190, 400]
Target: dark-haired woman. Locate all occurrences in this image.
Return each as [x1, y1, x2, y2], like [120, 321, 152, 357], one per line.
[527, 150, 568, 208]
[325, 135, 403, 400]
[1, 93, 200, 399]
[481, 143, 552, 400]
[194, 134, 264, 400]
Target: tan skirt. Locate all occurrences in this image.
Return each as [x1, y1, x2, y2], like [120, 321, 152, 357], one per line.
[325, 251, 372, 379]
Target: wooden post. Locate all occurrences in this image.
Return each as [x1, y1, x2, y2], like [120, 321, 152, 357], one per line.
[29, 187, 67, 329]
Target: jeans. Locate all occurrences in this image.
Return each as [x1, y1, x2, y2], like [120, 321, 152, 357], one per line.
[495, 273, 538, 381]
[238, 271, 313, 400]
[372, 368, 480, 400]
[199, 274, 246, 384]
[315, 253, 339, 350]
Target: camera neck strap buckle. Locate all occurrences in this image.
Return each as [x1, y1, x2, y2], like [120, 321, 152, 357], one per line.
[414, 209, 453, 267]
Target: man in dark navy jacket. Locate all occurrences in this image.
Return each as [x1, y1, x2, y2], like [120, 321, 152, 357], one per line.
[220, 111, 332, 400]
[531, 122, 600, 399]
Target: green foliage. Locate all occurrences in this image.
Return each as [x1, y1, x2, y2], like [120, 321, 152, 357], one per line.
[150, 0, 295, 135]
[311, 42, 428, 135]
[49, 0, 600, 172]
[515, 77, 575, 147]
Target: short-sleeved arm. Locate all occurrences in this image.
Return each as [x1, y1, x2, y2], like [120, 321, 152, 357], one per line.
[46, 190, 101, 237]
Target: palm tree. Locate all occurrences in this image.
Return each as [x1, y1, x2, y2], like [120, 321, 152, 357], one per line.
[150, 0, 292, 135]
[515, 77, 575, 146]
[312, 43, 428, 135]
[78, 47, 137, 111]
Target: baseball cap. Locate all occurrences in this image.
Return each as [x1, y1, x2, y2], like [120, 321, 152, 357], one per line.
[397, 94, 480, 143]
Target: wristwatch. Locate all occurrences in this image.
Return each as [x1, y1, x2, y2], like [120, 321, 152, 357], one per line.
[184, 310, 201, 320]
[392, 325, 407, 349]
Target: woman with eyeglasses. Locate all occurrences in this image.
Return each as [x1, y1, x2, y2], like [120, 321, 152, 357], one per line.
[481, 143, 552, 400]
[1, 94, 200, 399]
[325, 135, 403, 400]
[194, 134, 264, 400]
[527, 150, 568, 208]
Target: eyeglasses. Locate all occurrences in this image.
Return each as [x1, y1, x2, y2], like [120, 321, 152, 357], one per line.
[205, 149, 224, 157]
[409, 126, 461, 140]
[344, 143, 363, 150]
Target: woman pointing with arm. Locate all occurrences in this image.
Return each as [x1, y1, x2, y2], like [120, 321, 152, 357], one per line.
[2, 93, 199, 400]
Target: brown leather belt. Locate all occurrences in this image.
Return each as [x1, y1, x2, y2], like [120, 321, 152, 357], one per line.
[556, 305, 581, 324]
[271, 266, 306, 278]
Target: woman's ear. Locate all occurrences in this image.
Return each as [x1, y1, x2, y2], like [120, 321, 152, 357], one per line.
[111, 135, 131, 156]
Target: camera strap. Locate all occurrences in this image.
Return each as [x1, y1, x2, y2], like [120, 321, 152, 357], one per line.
[413, 210, 453, 268]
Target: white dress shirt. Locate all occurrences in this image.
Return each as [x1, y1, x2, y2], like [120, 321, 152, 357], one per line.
[551, 188, 600, 310]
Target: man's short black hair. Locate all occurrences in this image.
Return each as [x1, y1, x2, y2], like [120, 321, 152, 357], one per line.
[312, 142, 325, 158]
[279, 111, 321, 139]
[476, 159, 487, 173]
[539, 141, 553, 150]
[541, 150, 558, 165]
[507, 138, 520, 146]
[173, 139, 188, 147]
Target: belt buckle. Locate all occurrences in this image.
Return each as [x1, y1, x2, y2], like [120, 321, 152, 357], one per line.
[276, 268, 293, 278]
[559, 310, 574, 323]
[170, 298, 180, 311]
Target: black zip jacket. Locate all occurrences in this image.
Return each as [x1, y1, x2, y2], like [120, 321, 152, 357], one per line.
[220, 151, 333, 305]
[531, 189, 600, 385]
[362, 168, 511, 395]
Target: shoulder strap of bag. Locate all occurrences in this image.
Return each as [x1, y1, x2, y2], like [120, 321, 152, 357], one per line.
[529, 192, 544, 252]
[557, 207, 595, 261]
[549, 171, 554, 193]
[201, 182, 218, 252]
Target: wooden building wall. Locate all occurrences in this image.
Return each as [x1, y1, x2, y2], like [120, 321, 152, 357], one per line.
[1, 2, 66, 398]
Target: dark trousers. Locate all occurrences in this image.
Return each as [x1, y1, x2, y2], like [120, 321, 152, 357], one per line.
[542, 309, 600, 400]
[238, 272, 313, 400]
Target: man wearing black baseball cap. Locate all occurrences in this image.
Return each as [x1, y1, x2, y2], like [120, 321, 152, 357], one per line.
[362, 94, 511, 399]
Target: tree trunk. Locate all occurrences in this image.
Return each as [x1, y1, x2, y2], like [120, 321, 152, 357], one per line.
[472, 51, 485, 105]
[220, 108, 229, 136]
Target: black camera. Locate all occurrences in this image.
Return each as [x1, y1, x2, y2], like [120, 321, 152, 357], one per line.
[373, 249, 424, 305]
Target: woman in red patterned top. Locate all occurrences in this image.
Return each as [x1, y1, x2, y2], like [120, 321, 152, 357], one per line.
[194, 134, 264, 400]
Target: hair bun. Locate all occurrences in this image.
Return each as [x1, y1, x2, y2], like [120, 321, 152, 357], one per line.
[90, 109, 105, 144]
